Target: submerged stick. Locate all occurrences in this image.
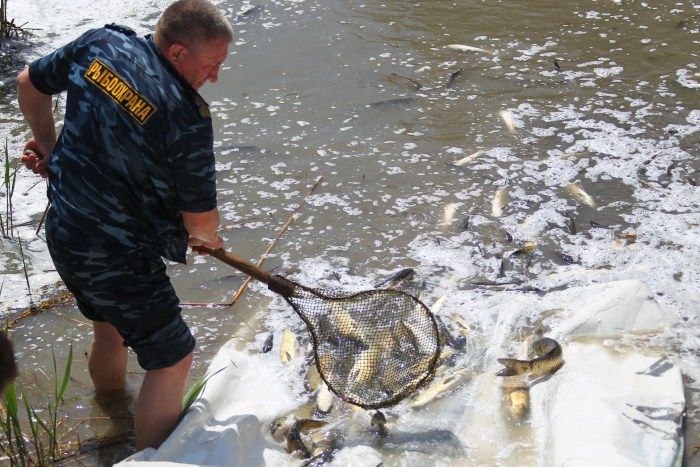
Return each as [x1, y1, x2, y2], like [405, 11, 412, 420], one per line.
[182, 175, 323, 307]
[17, 237, 33, 308]
[227, 175, 323, 306]
[36, 202, 49, 235]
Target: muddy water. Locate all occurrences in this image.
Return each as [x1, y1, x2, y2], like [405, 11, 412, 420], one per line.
[1, 0, 698, 465]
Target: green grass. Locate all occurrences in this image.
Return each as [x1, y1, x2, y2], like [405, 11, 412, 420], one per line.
[181, 366, 228, 415]
[0, 344, 73, 465]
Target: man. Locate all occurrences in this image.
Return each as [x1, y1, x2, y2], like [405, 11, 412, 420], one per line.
[17, 0, 232, 450]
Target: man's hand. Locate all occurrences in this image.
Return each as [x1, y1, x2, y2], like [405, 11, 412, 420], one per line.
[183, 208, 223, 254]
[188, 233, 224, 254]
[20, 138, 53, 177]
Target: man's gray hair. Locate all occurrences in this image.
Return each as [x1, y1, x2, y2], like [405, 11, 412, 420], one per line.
[155, 0, 234, 49]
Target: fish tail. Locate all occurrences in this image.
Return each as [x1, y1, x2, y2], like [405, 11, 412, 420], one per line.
[496, 358, 529, 376]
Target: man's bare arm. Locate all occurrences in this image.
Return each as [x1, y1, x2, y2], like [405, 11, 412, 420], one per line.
[183, 208, 223, 251]
[17, 68, 57, 176]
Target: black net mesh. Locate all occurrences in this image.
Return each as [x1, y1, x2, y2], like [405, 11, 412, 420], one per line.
[283, 283, 441, 408]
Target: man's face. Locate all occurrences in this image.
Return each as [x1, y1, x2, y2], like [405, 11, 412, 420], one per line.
[171, 37, 230, 90]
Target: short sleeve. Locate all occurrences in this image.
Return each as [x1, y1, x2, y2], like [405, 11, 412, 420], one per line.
[27, 29, 96, 95]
[168, 118, 217, 213]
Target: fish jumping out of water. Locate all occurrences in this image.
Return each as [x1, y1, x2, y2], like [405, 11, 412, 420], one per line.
[496, 337, 564, 377]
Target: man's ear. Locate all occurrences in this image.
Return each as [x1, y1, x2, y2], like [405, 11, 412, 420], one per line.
[168, 43, 186, 63]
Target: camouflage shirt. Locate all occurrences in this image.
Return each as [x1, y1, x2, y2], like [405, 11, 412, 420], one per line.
[28, 24, 217, 263]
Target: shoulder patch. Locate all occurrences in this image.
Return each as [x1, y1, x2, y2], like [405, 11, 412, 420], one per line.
[84, 58, 157, 125]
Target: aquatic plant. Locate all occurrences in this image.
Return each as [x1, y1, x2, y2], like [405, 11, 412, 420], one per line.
[0, 0, 32, 45]
[1, 137, 18, 239]
[0, 344, 73, 465]
[181, 366, 227, 416]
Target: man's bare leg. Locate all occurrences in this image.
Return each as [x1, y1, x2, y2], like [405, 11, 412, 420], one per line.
[134, 351, 193, 450]
[90, 321, 127, 392]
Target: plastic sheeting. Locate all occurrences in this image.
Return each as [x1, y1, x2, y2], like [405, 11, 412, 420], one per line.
[116, 280, 684, 466]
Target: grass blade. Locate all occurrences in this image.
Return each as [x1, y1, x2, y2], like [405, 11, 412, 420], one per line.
[182, 366, 227, 413]
[56, 344, 73, 402]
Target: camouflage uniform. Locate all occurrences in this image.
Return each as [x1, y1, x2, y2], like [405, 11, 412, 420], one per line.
[29, 24, 217, 370]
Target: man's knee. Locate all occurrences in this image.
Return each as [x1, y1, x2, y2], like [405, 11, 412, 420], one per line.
[92, 321, 125, 350]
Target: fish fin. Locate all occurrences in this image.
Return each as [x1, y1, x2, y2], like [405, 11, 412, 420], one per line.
[496, 358, 526, 376]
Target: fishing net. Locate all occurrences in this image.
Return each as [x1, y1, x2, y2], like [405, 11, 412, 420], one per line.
[281, 282, 441, 409]
[203, 247, 441, 409]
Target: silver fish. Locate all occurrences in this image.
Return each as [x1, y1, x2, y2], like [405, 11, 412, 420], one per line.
[440, 202, 459, 227]
[566, 183, 597, 208]
[446, 43, 496, 55]
[506, 387, 529, 418]
[279, 327, 297, 365]
[452, 149, 485, 166]
[491, 187, 508, 217]
[375, 267, 415, 288]
[409, 368, 470, 408]
[367, 97, 416, 110]
[499, 110, 517, 134]
[286, 419, 327, 457]
[347, 349, 381, 389]
[331, 305, 365, 342]
[316, 382, 334, 415]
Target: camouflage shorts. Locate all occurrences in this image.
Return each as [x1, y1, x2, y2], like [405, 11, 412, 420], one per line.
[45, 208, 195, 370]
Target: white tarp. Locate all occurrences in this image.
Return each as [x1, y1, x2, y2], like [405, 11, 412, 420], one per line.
[116, 280, 684, 466]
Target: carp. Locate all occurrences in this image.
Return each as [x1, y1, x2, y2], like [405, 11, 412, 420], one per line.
[280, 327, 297, 365]
[491, 187, 508, 217]
[566, 183, 596, 208]
[496, 337, 564, 377]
